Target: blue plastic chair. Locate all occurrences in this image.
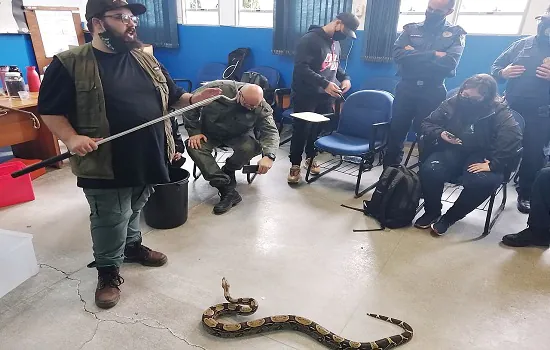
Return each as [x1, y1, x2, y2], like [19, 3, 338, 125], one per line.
[248, 66, 281, 89]
[305, 90, 394, 197]
[197, 62, 228, 87]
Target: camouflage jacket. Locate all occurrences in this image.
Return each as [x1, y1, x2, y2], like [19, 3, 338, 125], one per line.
[183, 80, 280, 155]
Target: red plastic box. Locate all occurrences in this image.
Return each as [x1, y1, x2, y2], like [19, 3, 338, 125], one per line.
[5, 158, 46, 180]
[0, 161, 35, 208]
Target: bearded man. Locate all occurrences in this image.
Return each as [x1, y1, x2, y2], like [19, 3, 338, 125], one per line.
[37, 0, 221, 309]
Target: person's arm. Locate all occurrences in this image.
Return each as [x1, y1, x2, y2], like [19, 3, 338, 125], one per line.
[488, 110, 523, 173]
[491, 40, 524, 83]
[255, 104, 281, 156]
[393, 26, 436, 65]
[336, 66, 350, 83]
[431, 30, 466, 73]
[294, 37, 330, 89]
[421, 101, 450, 140]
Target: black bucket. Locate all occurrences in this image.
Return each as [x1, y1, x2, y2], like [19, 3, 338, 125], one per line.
[144, 167, 190, 229]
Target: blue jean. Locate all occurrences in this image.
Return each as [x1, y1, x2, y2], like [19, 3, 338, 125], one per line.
[419, 148, 503, 222]
[83, 186, 154, 267]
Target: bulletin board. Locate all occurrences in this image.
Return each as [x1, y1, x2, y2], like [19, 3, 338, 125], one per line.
[24, 6, 85, 74]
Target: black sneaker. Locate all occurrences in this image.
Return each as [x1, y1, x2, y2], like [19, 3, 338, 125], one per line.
[431, 215, 455, 236]
[502, 228, 550, 248]
[517, 198, 531, 214]
[213, 187, 242, 215]
[414, 212, 441, 229]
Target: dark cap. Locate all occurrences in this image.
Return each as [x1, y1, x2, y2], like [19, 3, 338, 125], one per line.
[85, 0, 146, 21]
[336, 12, 360, 39]
[536, 14, 550, 21]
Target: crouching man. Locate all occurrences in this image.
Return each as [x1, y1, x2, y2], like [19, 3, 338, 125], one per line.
[184, 81, 280, 214]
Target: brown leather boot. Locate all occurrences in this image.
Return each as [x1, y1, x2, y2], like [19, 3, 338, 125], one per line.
[124, 240, 168, 267]
[95, 266, 124, 309]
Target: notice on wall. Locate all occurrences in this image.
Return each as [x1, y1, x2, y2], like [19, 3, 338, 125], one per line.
[35, 10, 78, 57]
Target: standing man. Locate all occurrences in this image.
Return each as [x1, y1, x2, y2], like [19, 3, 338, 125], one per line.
[491, 12, 550, 214]
[287, 12, 360, 184]
[184, 81, 280, 215]
[37, 0, 220, 309]
[383, 0, 466, 168]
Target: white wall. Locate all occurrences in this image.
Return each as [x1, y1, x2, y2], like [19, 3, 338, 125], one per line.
[522, 0, 549, 35]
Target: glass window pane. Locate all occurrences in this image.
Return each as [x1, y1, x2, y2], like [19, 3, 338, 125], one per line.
[397, 14, 425, 32]
[186, 0, 218, 10]
[186, 10, 219, 25]
[400, 0, 427, 13]
[239, 11, 273, 27]
[241, 0, 273, 11]
[457, 15, 522, 34]
[459, 0, 528, 13]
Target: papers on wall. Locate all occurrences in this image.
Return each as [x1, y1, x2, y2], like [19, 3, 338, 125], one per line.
[35, 10, 79, 57]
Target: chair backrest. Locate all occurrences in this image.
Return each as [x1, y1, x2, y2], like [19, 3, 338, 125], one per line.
[197, 63, 227, 84]
[248, 66, 281, 89]
[361, 76, 399, 95]
[510, 109, 525, 131]
[337, 90, 394, 140]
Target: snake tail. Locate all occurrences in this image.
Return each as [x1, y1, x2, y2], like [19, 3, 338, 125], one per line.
[201, 278, 413, 350]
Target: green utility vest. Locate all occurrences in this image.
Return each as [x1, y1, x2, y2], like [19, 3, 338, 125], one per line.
[56, 43, 174, 180]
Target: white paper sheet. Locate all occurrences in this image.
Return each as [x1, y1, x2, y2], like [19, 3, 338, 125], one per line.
[290, 112, 331, 123]
[35, 10, 79, 57]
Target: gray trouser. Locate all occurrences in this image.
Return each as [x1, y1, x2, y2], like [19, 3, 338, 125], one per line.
[83, 186, 154, 268]
[186, 135, 261, 187]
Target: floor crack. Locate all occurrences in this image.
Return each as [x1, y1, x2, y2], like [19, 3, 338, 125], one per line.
[39, 264, 208, 350]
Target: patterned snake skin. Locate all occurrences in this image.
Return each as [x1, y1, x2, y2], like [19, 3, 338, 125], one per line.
[202, 278, 413, 349]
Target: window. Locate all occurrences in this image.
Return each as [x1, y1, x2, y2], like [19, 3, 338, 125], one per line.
[185, 0, 219, 25]
[456, 0, 529, 35]
[397, 0, 531, 35]
[398, 0, 427, 31]
[238, 0, 274, 28]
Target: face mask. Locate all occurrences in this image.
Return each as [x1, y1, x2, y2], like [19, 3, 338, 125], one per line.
[333, 31, 347, 41]
[457, 95, 485, 114]
[99, 23, 141, 53]
[424, 10, 445, 27]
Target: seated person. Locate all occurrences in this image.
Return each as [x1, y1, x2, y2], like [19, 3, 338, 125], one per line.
[415, 74, 522, 235]
[502, 167, 550, 248]
[183, 81, 280, 215]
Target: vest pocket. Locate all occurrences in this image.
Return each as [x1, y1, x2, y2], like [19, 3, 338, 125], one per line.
[75, 80, 99, 129]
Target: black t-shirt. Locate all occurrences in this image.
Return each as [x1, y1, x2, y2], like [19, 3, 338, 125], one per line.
[38, 48, 184, 189]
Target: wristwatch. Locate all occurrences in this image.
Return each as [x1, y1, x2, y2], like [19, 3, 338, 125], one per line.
[264, 153, 276, 161]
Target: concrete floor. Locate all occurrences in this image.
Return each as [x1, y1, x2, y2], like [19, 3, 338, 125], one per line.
[1, 143, 549, 350]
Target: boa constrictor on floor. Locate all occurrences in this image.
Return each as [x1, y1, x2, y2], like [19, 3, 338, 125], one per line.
[202, 278, 413, 349]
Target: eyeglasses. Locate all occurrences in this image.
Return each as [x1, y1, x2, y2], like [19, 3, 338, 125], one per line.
[238, 92, 260, 110]
[103, 14, 139, 26]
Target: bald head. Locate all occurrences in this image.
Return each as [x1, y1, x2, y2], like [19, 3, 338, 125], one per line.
[239, 84, 264, 110]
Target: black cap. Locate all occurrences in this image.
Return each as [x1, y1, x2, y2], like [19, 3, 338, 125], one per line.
[536, 14, 550, 21]
[85, 0, 146, 21]
[336, 12, 360, 39]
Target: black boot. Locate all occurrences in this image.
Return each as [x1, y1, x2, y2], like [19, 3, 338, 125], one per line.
[222, 166, 237, 187]
[213, 186, 242, 215]
[502, 228, 550, 248]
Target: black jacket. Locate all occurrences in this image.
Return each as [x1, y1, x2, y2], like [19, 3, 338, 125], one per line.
[421, 96, 523, 173]
[291, 25, 350, 98]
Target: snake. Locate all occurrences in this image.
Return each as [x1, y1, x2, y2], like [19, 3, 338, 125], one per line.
[202, 278, 413, 349]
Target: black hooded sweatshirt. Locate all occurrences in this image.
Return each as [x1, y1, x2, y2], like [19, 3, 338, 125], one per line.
[291, 25, 350, 99]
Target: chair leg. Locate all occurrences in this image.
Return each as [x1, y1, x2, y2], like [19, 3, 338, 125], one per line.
[246, 161, 257, 184]
[355, 152, 376, 198]
[483, 184, 507, 236]
[306, 155, 343, 184]
[193, 163, 202, 180]
[404, 139, 417, 166]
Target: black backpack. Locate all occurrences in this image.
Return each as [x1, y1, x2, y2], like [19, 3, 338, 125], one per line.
[241, 71, 270, 90]
[223, 47, 251, 81]
[344, 165, 421, 231]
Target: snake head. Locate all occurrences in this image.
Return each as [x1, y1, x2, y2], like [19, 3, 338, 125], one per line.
[221, 277, 230, 291]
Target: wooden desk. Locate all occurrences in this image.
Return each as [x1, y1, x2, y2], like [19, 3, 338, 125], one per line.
[0, 93, 62, 168]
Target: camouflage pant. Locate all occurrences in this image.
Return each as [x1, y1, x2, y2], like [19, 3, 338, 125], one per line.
[186, 135, 261, 188]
